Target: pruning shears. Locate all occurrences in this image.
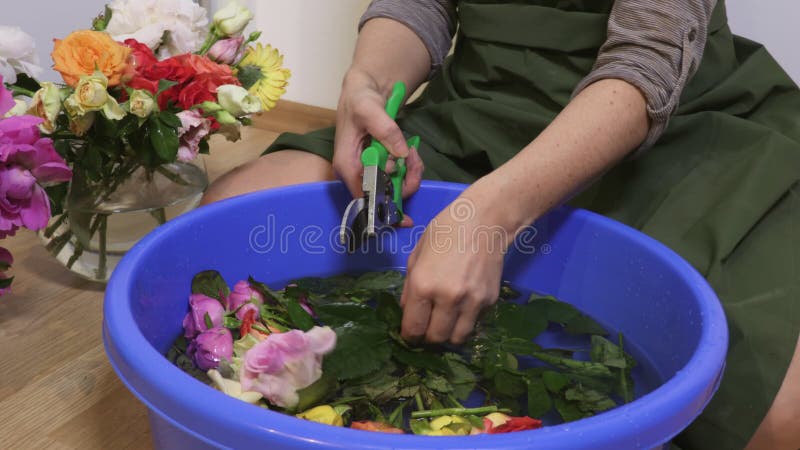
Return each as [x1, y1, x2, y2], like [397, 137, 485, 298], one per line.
[339, 81, 420, 252]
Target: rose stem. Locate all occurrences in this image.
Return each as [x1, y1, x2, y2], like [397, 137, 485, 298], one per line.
[410, 406, 512, 419]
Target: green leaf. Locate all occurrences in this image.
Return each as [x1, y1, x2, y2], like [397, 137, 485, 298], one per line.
[191, 270, 230, 301]
[198, 139, 210, 155]
[82, 144, 103, 180]
[0, 277, 13, 289]
[564, 385, 617, 414]
[409, 418, 432, 435]
[590, 335, 628, 369]
[500, 337, 542, 356]
[148, 114, 179, 162]
[353, 271, 405, 291]
[45, 183, 68, 217]
[424, 373, 454, 394]
[204, 312, 213, 329]
[158, 110, 182, 129]
[443, 353, 477, 400]
[493, 369, 527, 397]
[526, 377, 552, 418]
[554, 396, 588, 422]
[316, 303, 378, 329]
[375, 292, 402, 329]
[392, 344, 448, 373]
[156, 79, 179, 98]
[494, 302, 548, 341]
[237, 64, 264, 90]
[248, 276, 286, 304]
[294, 372, 338, 413]
[564, 314, 608, 336]
[529, 295, 580, 324]
[323, 322, 391, 380]
[223, 316, 242, 329]
[387, 401, 407, 429]
[499, 283, 521, 300]
[542, 370, 570, 393]
[286, 299, 314, 331]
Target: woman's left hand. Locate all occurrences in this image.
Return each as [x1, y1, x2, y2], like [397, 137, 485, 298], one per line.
[399, 192, 509, 344]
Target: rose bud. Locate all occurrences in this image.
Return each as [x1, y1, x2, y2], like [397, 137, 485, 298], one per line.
[188, 327, 233, 370]
[182, 293, 225, 338]
[207, 36, 244, 65]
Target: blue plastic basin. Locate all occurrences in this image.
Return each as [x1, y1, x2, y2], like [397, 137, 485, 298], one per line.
[103, 181, 727, 449]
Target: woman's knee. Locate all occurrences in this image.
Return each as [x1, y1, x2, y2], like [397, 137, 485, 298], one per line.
[201, 150, 335, 205]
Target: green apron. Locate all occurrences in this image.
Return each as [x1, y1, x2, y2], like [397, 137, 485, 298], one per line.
[266, 1, 800, 447]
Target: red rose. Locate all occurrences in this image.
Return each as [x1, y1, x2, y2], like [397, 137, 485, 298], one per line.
[485, 415, 543, 434]
[123, 39, 158, 73]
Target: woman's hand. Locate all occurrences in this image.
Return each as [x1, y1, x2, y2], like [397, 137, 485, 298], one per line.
[333, 70, 424, 207]
[400, 191, 508, 344]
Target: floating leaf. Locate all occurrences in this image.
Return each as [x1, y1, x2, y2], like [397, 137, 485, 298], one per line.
[494, 302, 548, 341]
[323, 322, 391, 380]
[286, 299, 314, 331]
[526, 377, 552, 418]
[191, 270, 230, 302]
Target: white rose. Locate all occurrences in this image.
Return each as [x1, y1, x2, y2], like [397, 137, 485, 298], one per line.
[105, 0, 208, 57]
[216, 84, 262, 117]
[213, 1, 254, 37]
[0, 26, 43, 84]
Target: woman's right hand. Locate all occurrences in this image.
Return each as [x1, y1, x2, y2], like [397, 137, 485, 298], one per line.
[332, 69, 424, 213]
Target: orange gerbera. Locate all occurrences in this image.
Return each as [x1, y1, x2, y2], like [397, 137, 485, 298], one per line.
[52, 30, 131, 87]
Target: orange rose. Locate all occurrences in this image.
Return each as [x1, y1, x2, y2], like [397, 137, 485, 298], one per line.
[52, 30, 131, 87]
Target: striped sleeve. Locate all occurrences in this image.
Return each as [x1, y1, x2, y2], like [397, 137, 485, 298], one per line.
[359, 0, 457, 74]
[573, 0, 717, 150]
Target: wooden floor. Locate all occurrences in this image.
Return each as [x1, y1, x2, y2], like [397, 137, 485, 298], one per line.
[0, 102, 336, 450]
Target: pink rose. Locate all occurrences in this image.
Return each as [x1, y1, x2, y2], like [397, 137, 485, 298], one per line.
[0, 80, 72, 238]
[207, 36, 244, 65]
[175, 109, 211, 162]
[188, 327, 233, 370]
[240, 326, 337, 408]
[226, 280, 264, 311]
[182, 293, 225, 338]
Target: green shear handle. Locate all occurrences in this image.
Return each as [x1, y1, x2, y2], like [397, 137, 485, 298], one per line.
[360, 81, 420, 218]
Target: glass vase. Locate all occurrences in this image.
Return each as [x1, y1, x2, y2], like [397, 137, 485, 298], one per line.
[39, 159, 208, 283]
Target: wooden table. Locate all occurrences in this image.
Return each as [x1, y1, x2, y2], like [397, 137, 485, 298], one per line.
[0, 102, 335, 449]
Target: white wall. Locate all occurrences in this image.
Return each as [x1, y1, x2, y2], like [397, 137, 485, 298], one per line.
[248, 0, 371, 109]
[4, 0, 109, 82]
[727, 0, 800, 84]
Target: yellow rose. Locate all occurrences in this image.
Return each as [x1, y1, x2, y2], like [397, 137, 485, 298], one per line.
[52, 30, 131, 87]
[127, 89, 156, 118]
[27, 82, 64, 133]
[68, 111, 95, 136]
[66, 71, 125, 121]
[296, 405, 344, 427]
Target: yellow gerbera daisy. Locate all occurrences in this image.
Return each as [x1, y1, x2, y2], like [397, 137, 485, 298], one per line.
[236, 43, 291, 112]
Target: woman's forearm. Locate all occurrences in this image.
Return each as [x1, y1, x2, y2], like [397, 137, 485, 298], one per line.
[466, 78, 650, 236]
[347, 18, 431, 98]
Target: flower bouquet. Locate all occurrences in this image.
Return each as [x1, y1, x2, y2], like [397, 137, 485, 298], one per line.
[169, 270, 639, 435]
[2, 0, 290, 282]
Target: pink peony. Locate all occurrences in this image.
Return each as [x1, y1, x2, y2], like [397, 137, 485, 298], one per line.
[240, 326, 336, 408]
[188, 327, 233, 370]
[0, 77, 72, 238]
[226, 280, 264, 312]
[182, 293, 225, 338]
[175, 109, 211, 162]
